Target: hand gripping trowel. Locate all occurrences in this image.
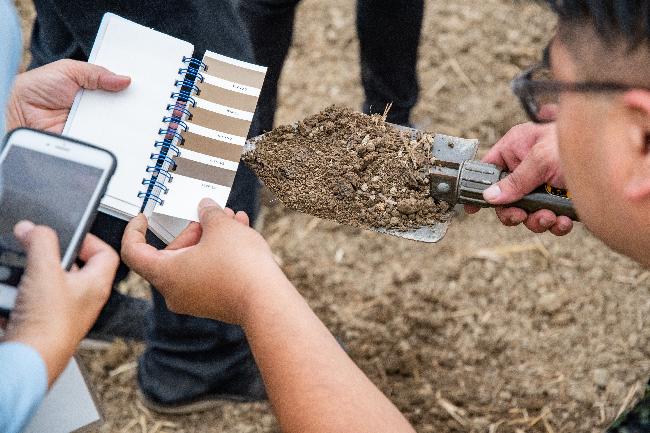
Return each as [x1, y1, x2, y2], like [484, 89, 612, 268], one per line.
[244, 126, 578, 243]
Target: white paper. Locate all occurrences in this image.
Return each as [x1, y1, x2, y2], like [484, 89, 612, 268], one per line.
[63, 13, 193, 219]
[23, 359, 101, 433]
[155, 174, 231, 221]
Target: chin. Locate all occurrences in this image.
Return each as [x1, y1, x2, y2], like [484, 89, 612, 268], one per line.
[589, 225, 650, 268]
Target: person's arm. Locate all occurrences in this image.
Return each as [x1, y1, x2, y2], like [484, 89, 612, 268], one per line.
[465, 122, 574, 236]
[0, 342, 47, 433]
[5, 59, 130, 134]
[1, 222, 118, 433]
[121, 200, 415, 433]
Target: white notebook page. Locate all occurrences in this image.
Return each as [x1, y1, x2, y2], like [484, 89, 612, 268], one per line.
[63, 13, 193, 218]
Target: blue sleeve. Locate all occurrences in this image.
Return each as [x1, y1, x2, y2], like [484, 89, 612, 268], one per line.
[0, 0, 22, 137]
[0, 342, 48, 433]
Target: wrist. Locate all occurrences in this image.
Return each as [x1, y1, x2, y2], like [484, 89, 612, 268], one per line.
[240, 265, 296, 331]
[6, 326, 77, 388]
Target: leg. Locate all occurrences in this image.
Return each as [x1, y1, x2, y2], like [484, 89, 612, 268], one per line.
[357, 0, 424, 125]
[238, 0, 302, 132]
[29, 0, 268, 406]
[138, 221, 265, 407]
[87, 213, 150, 341]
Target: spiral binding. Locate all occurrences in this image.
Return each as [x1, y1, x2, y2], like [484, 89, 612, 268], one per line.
[138, 55, 206, 211]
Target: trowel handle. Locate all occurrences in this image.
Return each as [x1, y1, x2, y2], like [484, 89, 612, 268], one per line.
[510, 186, 579, 221]
[456, 160, 579, 221]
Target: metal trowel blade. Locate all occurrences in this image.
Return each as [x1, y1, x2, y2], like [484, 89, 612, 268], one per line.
[243, 124, 477, 243]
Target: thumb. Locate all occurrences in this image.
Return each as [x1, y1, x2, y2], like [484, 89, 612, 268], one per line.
[483, 154, 547, 205]
[66, 60, 131, 92]
[121, 214, 164, 283]
[14, 221, 61, 274]
[197, 198, 228, 236]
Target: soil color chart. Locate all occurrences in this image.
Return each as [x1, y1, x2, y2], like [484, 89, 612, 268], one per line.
[155, 51, 267, 221]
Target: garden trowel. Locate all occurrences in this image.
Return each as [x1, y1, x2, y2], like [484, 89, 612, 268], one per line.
[244, 126, 577, 243]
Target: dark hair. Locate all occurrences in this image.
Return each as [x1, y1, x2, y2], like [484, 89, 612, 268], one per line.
[546, 1, 650, 45]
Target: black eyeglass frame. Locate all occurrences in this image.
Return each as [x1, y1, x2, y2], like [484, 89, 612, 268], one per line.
[511, 63, 641, 123]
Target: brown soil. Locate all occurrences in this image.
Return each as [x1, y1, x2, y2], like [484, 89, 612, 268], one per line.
[243, 106, 449, 230]
[14, 1, 650, 433]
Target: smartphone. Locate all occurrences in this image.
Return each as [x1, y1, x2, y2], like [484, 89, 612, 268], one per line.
[0, 128, 116, 310]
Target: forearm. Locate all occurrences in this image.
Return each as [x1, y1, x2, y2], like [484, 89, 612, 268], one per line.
[243, 275, 414, 433]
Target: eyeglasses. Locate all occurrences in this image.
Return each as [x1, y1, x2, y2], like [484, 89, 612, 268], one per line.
[511, 63, 641, 123]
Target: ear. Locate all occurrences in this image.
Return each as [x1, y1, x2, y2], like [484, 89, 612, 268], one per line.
[622, 90, 650, 201]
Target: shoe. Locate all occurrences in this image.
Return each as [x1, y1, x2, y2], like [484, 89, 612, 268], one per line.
[137, 352, 267, 415]
[137, 385, 265, 415]
[137, 366, 267, 415]
[85, 292, 151, 343]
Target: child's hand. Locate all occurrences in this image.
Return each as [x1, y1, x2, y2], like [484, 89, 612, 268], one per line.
[121, 199, 287, 324]
[6, 222, 118, 387]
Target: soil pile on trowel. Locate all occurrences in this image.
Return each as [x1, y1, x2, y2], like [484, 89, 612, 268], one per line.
[243, 105, 450, 230]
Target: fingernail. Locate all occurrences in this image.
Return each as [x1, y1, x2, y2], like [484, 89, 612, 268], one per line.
[483, 185, 501, 202]
[13, 220, 35, 240]
[509, 215, 524, 225]
[539, 217, 553, 228]
[198, 198, 218, 209]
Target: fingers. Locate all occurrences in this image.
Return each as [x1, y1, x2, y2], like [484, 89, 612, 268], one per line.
[494, 208, 573, 236]
[522, 209, 558, 233]
[550, 216, 573, 236]
[167, 222, 202, 251]
[464, 204, 481, 215]
[222, 208, 249, 226]
[64, 60, 130, 92]
[71, 234, 119, 293]
[197, 198, 229, 235]
[14, 221, 61, 274]
[235, 211, 250, 226]
[121, 214, 164, 281]
[483, 149, 548, 206]
[494, 207, 527, 226]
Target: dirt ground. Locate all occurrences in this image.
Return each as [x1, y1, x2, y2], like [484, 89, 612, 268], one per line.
[14, 1, 650, 432]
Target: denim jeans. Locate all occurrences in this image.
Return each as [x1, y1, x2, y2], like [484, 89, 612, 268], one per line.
[30, 0, 263, 403]
[238, 0, 424, 131]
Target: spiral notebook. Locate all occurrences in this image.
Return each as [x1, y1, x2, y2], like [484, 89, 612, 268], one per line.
[63, 13, 267, 243]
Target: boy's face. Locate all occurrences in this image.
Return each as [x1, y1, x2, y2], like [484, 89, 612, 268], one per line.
[550, 35, 650, 266]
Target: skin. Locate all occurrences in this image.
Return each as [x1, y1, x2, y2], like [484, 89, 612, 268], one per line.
[465, 122, 574, 236]
[551, 35, 650, 267]
[3, 59, 128, 386]
[122, 200, 416, 433]
[5, 59, 130, 132]
[5, 223, 118, 387]
[122, 21, 650, 433]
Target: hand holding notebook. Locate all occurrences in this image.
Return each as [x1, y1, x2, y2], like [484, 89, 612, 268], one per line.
[64, 13, 268, 244]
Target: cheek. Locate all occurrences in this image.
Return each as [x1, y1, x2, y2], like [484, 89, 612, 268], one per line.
[556, 100, 608, 220]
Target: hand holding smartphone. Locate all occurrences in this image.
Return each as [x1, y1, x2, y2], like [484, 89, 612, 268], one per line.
[0, 128, 116, 310]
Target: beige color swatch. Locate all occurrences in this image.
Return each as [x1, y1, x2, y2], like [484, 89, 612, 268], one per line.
[203, 56, 266, 89]
[199, 83, 259, 113]
[174, 157, 237, 186]
[181, 131, 243, 162]
[190, 107, 251, 138]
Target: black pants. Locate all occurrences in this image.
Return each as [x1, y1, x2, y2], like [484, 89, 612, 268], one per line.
[29, 0, 262, 403]
[238, 0, 425, 131]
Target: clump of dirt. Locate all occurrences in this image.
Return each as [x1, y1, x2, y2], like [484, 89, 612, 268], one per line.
[244, 105, 449, 230]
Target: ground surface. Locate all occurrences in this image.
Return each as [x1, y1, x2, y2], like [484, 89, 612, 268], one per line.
[14, 1, 650, 432]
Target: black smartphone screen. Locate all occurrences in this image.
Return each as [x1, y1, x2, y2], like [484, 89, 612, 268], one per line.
[0, 145, 104, 286]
